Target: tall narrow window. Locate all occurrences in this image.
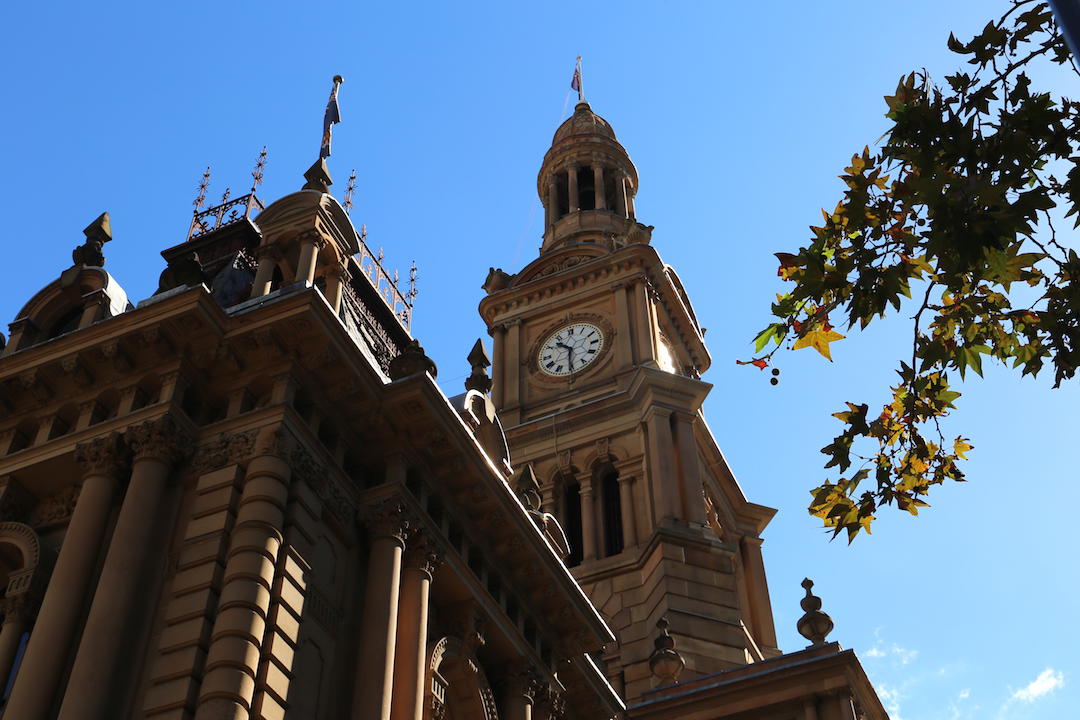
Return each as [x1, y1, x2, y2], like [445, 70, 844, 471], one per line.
[604, 171, 619, 214]
[563, 481, 583, 567]
[577, 167, 596, 211]
[555, 172, 570, 218]
[601, 471, 623, 557]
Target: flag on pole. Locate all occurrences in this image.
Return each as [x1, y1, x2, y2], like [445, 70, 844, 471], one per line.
[320, 75, 344, 159]
[570, 57, 584, 102]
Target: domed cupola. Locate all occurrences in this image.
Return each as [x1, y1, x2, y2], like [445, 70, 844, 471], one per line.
[537, 101, 641, 253]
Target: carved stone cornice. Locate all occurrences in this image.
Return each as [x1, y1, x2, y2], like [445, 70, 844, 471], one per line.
[192, 430, 258, 473]
[124, 414, 192, 464]
[359, 498, 410, 544]
[74, 433, 126, 477]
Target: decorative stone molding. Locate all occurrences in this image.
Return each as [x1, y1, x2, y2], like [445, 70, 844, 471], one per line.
[60, 355, 94, 387]
[192, 430, 257, 473]
[124, 414, 192, 464]
[290, 445, 354, 526]
[359, 499, 410, 544]
[73, 433, 125, 477]
[30, 485, 81, 528]
[255, 425, 292, 458]
[1, 591, 38, 622]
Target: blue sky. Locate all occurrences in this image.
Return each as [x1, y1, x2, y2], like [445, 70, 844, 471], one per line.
[1, 1, 1077, 717]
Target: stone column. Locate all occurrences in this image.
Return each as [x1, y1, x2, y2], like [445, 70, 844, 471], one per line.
[612, 282, 633, 369]
[77, 289, 109, 329]
[250, 246, 280, 299]
[324, 262, 347, 313]
[503, 320, 522, 410]
[0, 594, 33, 688]
[5, 434, 124, 720]
[740, 536, 779, 650]
[59, 416, 189, 720]
[354, 500, 409, 720]
[490, 324, 506, 409]
[615, 173, 628, 217]
[627, 180, 636, 219]
[593, 165, 605, 210]
[390, 533, 441, 720]
[545, 181, 558, 227]
[579, 480, 597, 562]
[616, 475, 637, 548]
[632, 278, 658, 366]
[294, 231, 326, 285]
[567, 166, 579, 213]
[195, 426, 292, 720]
[672, 413, 707, 526]
[645, 410, 679, 526]
[502, 666, 537, 720]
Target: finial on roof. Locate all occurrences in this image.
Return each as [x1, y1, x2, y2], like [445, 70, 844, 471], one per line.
[515, 464, 542, 511]
[72, 212, 112, 267]
[796, 578, 835, 646]
[250, 146, 267, 194]
[344, 169, 357, 213]
[388, 339, 437, 381]
[464, 339, 492, 394]
[193, 166, 211, 212]
[303, 158, 333, 193]
[648, 617, 684, 685]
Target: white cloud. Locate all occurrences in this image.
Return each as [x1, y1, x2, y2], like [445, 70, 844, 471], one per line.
[958, 688, 970, 700]
[876, 684, 905, 720]
[866, 646, 886, 658]
[1011, 668, 1064, 703]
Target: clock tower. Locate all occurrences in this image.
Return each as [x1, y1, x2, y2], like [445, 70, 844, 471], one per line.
[478, 101, 782, 703]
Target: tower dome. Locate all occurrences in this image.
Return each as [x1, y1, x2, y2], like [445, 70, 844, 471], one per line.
[537, 102, 641, 253]
[552, 102, 618, 145]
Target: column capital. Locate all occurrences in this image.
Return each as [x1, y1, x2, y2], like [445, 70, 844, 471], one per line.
[295, 228, 328, 249]
[503, 662, 543, 702]
[403, 530, 444, 579]
[124, 414, 192, 464]
[360, 498, 410, 545]
[73, 433, 125, 477]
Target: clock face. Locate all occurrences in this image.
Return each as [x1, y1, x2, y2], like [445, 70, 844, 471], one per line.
[537, 322, 605, 376]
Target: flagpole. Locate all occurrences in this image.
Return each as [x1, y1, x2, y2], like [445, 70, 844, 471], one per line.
[575, 56, 586, 103]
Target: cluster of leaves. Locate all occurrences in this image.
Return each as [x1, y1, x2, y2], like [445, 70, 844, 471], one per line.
[747, 1, 1080, 540]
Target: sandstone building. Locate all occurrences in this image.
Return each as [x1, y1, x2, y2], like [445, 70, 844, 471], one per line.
[0, 96, 886, 719]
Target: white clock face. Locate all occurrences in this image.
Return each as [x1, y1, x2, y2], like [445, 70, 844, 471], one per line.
[538, 322, 605, 376]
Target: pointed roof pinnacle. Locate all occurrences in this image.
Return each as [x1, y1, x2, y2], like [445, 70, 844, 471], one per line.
[464, 339, 493, 394]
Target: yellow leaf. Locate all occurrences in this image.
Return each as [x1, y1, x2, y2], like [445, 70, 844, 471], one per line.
[792, 328, 846, 361]
[953, 438, 973, 460]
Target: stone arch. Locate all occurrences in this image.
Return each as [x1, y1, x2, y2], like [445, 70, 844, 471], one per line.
[426, 636, 499, 720]
[0, 523, 42, 597]
[4, 266, 131, 354]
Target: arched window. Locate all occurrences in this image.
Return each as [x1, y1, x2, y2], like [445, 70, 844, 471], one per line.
[601, 470, 623, 557]
[562, 481, 583, 567]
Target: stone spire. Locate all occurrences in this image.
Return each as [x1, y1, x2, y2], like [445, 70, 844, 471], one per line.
[464, 339, 492, 394]
[796, 578, 835, 646]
